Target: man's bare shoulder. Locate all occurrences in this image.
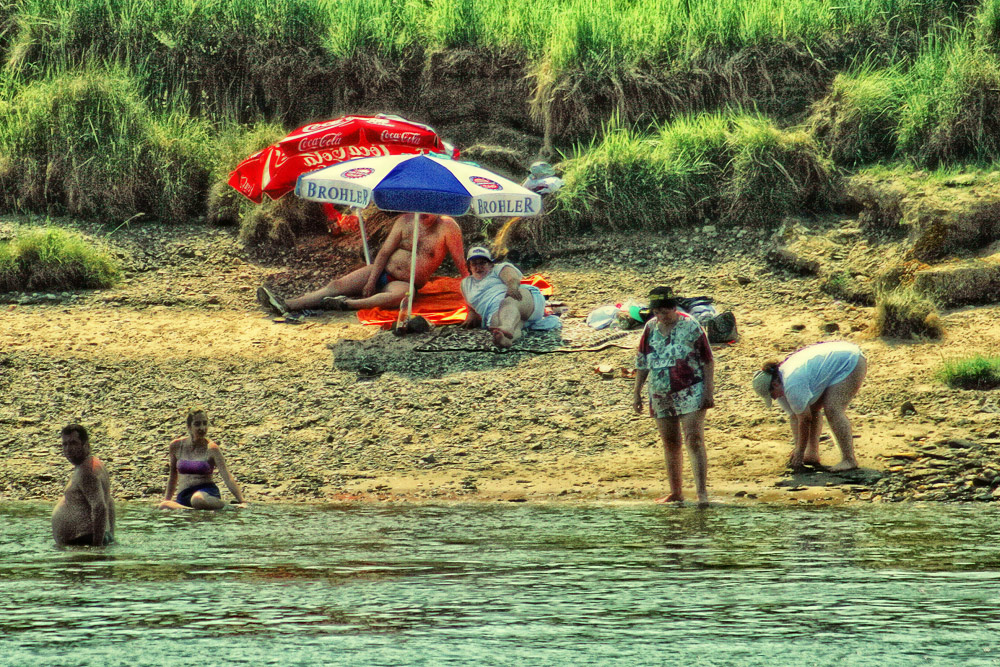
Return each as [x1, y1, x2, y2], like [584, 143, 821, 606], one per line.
[436, 215, 462, 237]
[73, 456, 107, 485]
[391, 213, 413, 228]
[90, 456, 110, 475]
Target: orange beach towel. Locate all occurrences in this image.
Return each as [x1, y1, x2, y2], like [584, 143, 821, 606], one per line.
[356, 274, 554, 329]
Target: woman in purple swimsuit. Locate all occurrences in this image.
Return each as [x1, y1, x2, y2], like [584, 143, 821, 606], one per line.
[159, 409, 247, 510]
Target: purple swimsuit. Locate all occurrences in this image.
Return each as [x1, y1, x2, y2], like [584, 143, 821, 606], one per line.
[177, 459, 213, 475]
[175, 459, 218, 506]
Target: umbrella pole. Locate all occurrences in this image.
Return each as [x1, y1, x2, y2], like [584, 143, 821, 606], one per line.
[356, 207, 371, 265]
[406, 212, 420, 321]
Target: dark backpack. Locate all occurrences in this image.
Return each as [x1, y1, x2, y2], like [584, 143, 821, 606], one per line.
[706, 310, 738, 344]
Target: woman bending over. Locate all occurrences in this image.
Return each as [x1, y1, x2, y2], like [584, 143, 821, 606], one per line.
[752, 341, 867, 472]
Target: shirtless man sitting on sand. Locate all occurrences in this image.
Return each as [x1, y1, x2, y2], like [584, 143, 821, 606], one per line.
[52, 424, 115, 547]
[258, 213, 468, 314]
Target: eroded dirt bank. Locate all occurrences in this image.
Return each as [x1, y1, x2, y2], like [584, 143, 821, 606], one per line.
[1, 218, 998, 506]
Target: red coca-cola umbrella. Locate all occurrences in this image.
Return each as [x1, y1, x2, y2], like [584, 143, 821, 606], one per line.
[228, 114, 455, 204]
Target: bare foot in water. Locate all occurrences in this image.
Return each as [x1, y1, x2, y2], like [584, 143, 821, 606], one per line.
[158, 500, 191, 510]
[655, 493, 684, 504]
[829, 459, 859, 472]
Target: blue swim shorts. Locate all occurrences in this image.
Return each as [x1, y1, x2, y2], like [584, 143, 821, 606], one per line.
[376, 270, 401, 290]
[176, 482, 221, 507]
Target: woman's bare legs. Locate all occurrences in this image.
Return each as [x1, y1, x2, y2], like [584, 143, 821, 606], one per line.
[805, 404, 824, 465]
[680, 410, 709, 505]
[158, 500, 190, 510]
[653, 410, 709, 504]
[490, 287, 537, 348]
[654, 417, 684, 502]
[190, 491, 225, 510]
[822, 356, 867, 472]
[157, 492, 224, 511]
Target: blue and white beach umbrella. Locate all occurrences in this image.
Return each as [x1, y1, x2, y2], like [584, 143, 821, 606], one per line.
[295, 153, 542, 217]
[295, 154, 543, 319]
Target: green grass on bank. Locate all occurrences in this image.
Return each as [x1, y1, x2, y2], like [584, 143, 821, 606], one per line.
[809, 29, 1000, 168]
[0, 69, 214, 223]
[5, 51, 1000, 240]
[0, 226, 119, 292]
[0, 0, 978, 122]
[552, 111, 833, 231]
[0, 1, 999, 242]
[937, 355, 1000, 389]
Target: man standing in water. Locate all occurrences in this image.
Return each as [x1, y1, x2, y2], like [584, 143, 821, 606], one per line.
[52, 424, 115, 546]
[257, 213, 468, 313]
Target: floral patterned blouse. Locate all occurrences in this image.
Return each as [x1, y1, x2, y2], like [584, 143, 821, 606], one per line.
[636, 312, 713, 404]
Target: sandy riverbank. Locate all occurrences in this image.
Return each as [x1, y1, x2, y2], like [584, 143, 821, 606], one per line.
[1, 218, 998, 506]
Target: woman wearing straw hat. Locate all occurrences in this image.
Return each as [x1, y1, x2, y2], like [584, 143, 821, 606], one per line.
[632, 286, 715, 505]
[752, 342, 867, 472]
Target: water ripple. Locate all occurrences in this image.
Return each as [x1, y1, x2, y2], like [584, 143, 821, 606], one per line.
[3, 502, 1000, 665]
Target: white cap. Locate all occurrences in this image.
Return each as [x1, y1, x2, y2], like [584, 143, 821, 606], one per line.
[466, 246, 493, 262]
[752, 370, 774, 408]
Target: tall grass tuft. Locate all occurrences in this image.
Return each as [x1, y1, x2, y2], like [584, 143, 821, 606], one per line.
[806, 65, 903, 167]
[553, 111, 833, 231]
[974, 0, 1000, 49]
[205, 121, 286, 229]
[937, 355, 1000, 390]
[870, 286, 943, 339]
[6, 0, 332, 120]
[552, 114, 727, 231]
[0, 68, 213, 223]
[150, 111, 213, 222]
[0, 1, 19, 59]
[0, 226, 119, 291]
[810, 25, 1000, 168]
[323, 0, 425, 58]
[216, 122, 329, 247]
[237, 195, 327, 248]
[897, 33, 1000, 167]
[198, 120, 338, 249]
[722, 116, 834, 226]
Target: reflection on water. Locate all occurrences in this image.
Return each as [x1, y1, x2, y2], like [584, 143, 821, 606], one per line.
[3, 502, 1000, 665]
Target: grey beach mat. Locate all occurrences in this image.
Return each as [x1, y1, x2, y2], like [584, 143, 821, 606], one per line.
[414, 320, 640, 354]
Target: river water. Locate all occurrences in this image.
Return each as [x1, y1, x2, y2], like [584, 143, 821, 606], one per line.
[2, 502, 999, 666]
